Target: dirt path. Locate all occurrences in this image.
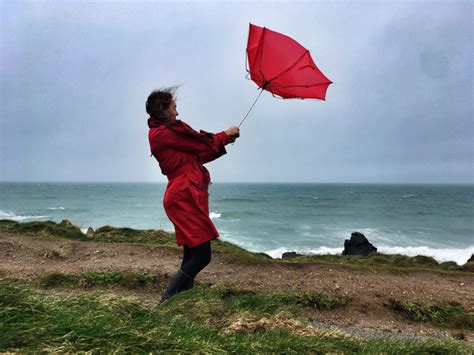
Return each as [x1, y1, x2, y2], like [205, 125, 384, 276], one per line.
[1, 234, 473, 341]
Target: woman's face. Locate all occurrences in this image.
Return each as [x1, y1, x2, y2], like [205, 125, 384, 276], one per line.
[164, 100, 179, 124]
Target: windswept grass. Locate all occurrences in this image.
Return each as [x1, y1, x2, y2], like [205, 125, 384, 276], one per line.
[92, 225, 173, 245]
[38, 271, 346, 312]
[282, 252, 464, 272]
[385, 299, 474, 330]
[0, 219, 86, 241]
[39, 271, 163, 290]
[212, 239, 275, 265]
[1, 279, 472, 353]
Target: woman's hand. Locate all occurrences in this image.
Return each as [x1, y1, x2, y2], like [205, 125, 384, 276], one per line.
[225, 126, 240, 143]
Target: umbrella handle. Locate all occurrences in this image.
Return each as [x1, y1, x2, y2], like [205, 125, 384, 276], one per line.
[238, 88, 265, 128]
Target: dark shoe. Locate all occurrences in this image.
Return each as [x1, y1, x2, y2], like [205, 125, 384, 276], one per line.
[161, 269, 192, 303]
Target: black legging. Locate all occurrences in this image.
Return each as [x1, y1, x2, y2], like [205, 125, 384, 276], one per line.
[180, 241, 212, 278]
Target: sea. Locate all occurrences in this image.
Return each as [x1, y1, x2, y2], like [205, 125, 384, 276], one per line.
[1, 182, 473, 265]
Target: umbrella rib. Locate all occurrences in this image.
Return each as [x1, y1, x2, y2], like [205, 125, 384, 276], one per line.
[267, 50, 309, 83]
[257, 28, 268, 84]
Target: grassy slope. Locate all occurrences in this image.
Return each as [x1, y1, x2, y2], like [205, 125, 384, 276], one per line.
[1, 279, 472, 353]
[1, 219, 473, 352]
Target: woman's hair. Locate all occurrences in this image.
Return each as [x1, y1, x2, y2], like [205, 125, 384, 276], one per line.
[145, 87, 177, 119]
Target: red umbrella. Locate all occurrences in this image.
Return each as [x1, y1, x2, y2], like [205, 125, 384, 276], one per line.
[239, 23, 332, 126]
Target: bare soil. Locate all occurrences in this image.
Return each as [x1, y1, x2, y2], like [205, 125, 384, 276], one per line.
[1, 233, 473, 341]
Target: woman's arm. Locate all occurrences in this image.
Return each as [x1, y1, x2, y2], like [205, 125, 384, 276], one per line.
[200, 127, 239, 164]
[150, 128, 212, 155]
[199, 131, 231, 164]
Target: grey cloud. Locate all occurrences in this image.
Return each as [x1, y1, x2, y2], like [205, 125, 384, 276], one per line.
[1, 1, 472, 183]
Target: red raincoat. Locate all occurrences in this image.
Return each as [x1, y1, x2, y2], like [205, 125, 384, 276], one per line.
[148, 118, 231, 247]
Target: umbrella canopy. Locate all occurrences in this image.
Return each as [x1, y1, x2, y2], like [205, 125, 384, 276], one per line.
[246, 23, 332, 100]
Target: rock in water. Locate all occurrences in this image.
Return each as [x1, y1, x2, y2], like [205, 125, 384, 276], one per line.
[282, 252, 303, 259]
[342, 232, 377, 256]
[86, 227, 95, 239]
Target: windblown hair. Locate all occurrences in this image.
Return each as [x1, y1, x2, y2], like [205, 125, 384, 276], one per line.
[146, 87, 178, 119]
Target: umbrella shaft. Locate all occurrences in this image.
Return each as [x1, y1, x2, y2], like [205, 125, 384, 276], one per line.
[238, 88, 264, 128]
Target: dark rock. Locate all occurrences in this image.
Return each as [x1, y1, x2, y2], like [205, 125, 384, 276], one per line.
[462, 255, 474, 272]
[282, 252, 303, 259]
[342, 232, 377, 256]
[462, 263, 474, 272]
[86, 227, 95, 239]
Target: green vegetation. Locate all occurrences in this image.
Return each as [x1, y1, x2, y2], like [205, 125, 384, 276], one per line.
[1, 278, 472, 353]
[38, 271, 345, 311]
[212, 239, 275, 265]
[386, 299, 474, 330]
[0, 219, 86, 241]
[39, 273, 79, 288]
[283, 252, 464, 272]
[0, 219, 470, 271]
[39, 271, 162, 290]
[93, 225, 173, 245]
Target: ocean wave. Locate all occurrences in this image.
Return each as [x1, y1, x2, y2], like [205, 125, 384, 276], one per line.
[219, 218, 241, 223]
[0, 210, 49, 221]
[218, 197, 257, 202]
[209, 212, 221, 219]
[265, 246, 342, 259]
[377, 245, 474, 265]
[47, 207, 65, 210]
[264, 245, 473, 265]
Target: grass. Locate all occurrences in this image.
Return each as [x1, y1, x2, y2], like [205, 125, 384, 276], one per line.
[0, 219, 86, 241]
[38, 271, 346, 311]
[385, 299, 474, 330]
[1, 278, 472, 353]
[0, 219, 471, 272]
[289, 253, 463, 272]
[39, 271, 163, 290]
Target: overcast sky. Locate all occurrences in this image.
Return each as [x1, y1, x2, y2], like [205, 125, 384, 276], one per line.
[1, 0, 472, 183]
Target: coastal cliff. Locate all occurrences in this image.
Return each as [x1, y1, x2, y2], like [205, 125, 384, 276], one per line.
[1, 219, 473, 353]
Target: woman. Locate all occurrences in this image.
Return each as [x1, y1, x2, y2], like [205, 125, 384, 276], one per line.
[146, 88, 240, 302]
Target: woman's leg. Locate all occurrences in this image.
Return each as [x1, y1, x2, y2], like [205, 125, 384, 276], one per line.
[180, 245, 194, 290]
[181, 245, 192, 268]
[161, 241, 211, 302]
[181, 241, 212, 278]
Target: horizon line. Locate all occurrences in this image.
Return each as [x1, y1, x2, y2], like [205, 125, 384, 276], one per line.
[1, 180, 473, 185]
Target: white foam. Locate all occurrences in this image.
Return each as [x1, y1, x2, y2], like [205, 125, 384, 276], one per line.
[209, 212, 221, 219]
[47, 207, 65, 210]
[220, 218, 240, 223]
[265, 246, 342, 259]
[264, 244, 473, 265]
[0, 210, 49, 221]
[377, 245, 474, 265]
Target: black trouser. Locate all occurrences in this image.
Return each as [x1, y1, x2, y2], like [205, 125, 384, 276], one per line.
[180, 240, 212, 278]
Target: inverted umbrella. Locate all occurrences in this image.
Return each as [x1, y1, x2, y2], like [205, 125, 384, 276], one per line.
[239, 23, 332, 127]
